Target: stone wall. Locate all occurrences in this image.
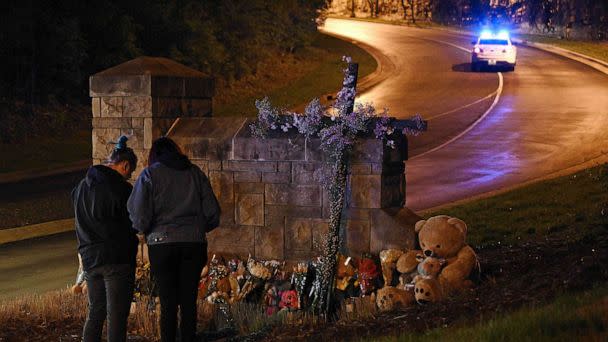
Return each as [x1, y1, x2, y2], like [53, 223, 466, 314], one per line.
[169, 117, 419, 261]
[91, 57, 419, 262]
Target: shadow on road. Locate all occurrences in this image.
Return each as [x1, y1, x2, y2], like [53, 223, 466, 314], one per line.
[452, 63, 514, 73]
[452, 62, 474, 72]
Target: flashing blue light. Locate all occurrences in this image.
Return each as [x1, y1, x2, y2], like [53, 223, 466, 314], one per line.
[480, 30, 492, 39]
[497, 30, 510, 39]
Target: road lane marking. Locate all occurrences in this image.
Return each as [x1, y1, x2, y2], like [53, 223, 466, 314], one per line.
[426, 91, 497, 120]
[411, 71, 504, 160]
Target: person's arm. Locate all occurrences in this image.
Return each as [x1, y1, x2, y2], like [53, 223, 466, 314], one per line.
[198, 170, 221, 232]
[127, 169, 154, 234]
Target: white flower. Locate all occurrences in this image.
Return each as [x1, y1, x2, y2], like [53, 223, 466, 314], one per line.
[386, 140, 395, 149]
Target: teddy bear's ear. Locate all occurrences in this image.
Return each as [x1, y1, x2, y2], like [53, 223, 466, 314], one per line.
[447, 217, 468, 235]
[414, 220, 426, 233]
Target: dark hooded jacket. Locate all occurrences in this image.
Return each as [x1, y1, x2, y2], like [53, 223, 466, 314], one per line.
[72, 165, 138, 271]
[127, 152, 220, 245]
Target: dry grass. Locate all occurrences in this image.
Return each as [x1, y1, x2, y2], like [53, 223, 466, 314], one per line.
[337, 296, 378, 322]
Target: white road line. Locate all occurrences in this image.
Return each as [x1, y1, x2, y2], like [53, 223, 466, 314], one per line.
[411, 72, 504, 160]
[426, 91, 497, 120]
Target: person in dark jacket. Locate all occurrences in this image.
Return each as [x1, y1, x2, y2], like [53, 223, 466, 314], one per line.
[72, 135, 139, 342]
[127, 137, 220, 342]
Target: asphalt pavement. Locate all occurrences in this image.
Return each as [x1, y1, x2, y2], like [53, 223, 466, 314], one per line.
[322, 18, 608, 211]
[1, 18, 607, 300]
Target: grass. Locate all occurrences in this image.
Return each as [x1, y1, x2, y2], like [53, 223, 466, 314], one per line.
[514, 34, 608, 64]
[213, 33, 377, 117]
[428, 164, 608, 248]
[0, 130, 91, 174]
[371, 285, 608, 342]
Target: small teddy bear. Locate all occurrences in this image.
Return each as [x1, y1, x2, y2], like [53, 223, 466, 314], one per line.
[412, 257, 446, 284]
[395, 249, 424, 288]
[379, 249, 404, 287]
[375, 286, 415, 312]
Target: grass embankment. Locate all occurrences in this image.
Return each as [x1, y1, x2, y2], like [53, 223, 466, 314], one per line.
[0, 32, 376, 175]
[376, 286, 608, 342]
[515, 34, 608, 64]
[381, 163, 608, 342]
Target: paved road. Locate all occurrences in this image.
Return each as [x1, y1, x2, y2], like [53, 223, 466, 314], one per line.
[322, 18, 608, 211]
[2, 19, 607, 301]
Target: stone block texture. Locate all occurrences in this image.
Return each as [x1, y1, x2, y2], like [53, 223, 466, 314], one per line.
[91, 57, 418, 261]
[168, 118, 417, 261]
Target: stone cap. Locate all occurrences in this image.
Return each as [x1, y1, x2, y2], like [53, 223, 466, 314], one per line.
[90, 57, 214, 98]
[169, 117, 247, 160]
[168, 117, 411, 163]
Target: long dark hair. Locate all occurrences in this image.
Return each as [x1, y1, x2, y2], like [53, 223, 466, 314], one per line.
[107, 135, 137, 170]
[148, 137, 189, 167]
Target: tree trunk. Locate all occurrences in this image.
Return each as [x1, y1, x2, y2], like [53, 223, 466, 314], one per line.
[351, 0, 356, 17]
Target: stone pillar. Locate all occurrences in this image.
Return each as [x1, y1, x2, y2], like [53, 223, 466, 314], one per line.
[89, 56, 214, 176]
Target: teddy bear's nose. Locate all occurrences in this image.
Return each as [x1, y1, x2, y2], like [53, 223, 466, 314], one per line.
[424, 250, 433, 257]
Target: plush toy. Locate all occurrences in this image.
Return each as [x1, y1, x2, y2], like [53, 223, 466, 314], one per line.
[413, 277, 443, 304]
[415, 215, 478, 295]
[412, 257, 445, 283]
[279, 289, 299, 311]
[358, 256, 379, 296]
[375, 286, 415, 312]
[379, 249, 404, 287]
[395, 249, 424, 287]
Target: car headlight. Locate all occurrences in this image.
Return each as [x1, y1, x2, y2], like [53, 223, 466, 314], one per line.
[474, 47, 481, 53]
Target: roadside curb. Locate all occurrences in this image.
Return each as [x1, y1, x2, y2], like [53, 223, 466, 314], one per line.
[417, 152, 608, 215]
[0, 218, 74, 245]
[0, 159, 91, 185]
[433, 25, 608, 76]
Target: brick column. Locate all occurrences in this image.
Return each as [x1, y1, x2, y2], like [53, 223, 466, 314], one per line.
[89, 56, 214, 176]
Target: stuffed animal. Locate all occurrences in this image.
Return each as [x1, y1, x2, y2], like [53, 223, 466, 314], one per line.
[413, 277, 443, 304]
[412, 257, 445, 283]
[395, 249, 424, 287]
[279, 289, 299, 311]
[358, 256, 379, 296]
[379, 249, 404, 287]
[415, 215, 478, 295]
[375, 286, 415, 312]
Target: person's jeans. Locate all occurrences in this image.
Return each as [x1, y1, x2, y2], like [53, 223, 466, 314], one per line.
[149, 242, 207, 342]
[82, 263, 135, 342]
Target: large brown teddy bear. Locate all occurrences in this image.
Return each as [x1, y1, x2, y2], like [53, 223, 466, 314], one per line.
[415, 215, 478, 295]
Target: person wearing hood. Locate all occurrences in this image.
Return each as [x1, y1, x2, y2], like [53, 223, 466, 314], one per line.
[72, 136, 139, 342]
[127, 137, 220, 342]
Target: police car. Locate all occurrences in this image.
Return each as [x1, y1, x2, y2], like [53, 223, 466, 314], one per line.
[471, 31, 517, 71]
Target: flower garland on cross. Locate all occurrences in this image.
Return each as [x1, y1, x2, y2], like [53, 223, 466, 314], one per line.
[250, 56, 426, 315]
